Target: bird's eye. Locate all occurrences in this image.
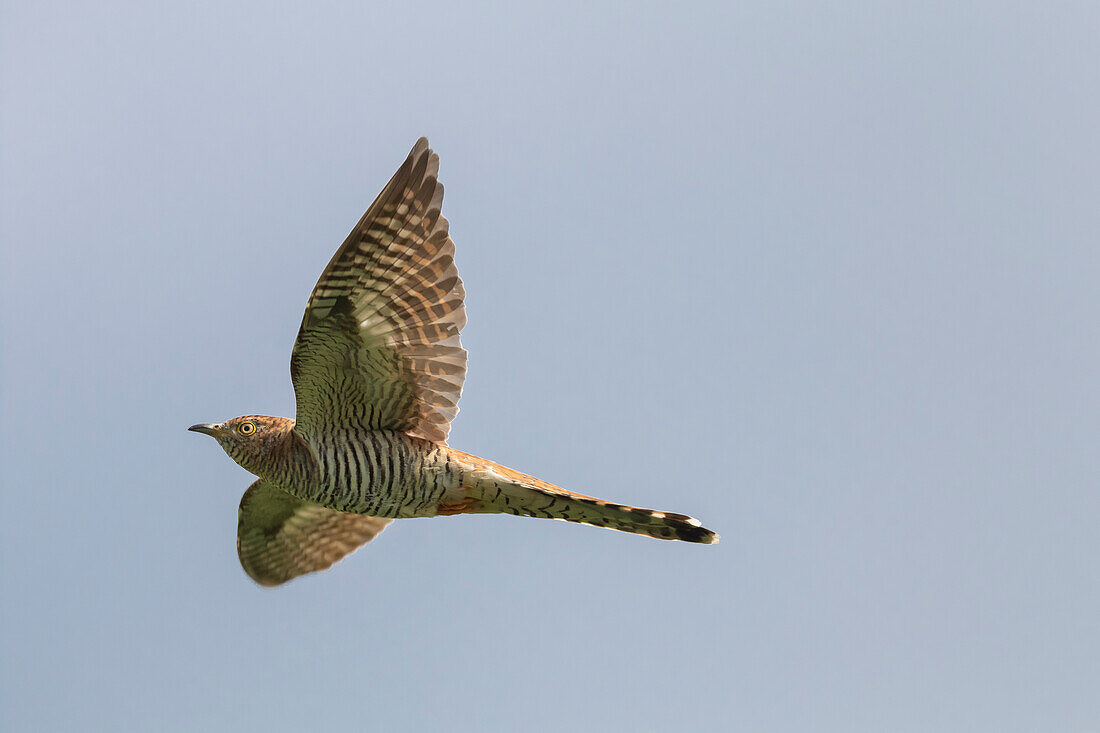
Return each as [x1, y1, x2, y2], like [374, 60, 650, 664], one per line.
[238, 422, 256, 436]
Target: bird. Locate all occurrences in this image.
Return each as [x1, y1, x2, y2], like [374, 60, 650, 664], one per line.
[190, 137, 718, 586]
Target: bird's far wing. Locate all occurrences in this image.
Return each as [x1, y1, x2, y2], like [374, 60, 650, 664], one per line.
[291, 138, 467, 444]
[237, 479, 392, 586]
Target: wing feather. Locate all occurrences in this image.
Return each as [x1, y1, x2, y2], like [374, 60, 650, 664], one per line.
[237, 480, 392, 586]
[291, 138, 467, 443]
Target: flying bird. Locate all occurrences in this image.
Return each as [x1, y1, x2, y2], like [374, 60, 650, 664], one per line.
[190, 138, 718, 586]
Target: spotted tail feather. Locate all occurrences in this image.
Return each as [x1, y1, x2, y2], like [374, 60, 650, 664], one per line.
[512, 484, 719, 543]
[451, 451, 719, 544]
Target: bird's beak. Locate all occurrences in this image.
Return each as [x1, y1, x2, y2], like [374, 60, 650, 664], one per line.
[188, 423, 226, 437]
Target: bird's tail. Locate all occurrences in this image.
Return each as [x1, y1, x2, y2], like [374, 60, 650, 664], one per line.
[448, 451, 719, 544]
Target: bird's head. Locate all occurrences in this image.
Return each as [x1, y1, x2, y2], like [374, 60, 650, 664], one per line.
[188, 415, 293, 475]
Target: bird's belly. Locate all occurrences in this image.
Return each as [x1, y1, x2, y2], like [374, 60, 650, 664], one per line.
[310, 431, 456, 517]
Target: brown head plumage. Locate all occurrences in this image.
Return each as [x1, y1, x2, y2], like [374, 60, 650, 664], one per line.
[188, 415, 295, 476]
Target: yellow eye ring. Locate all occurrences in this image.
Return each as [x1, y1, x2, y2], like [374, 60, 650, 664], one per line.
[238, 421, 256, 436]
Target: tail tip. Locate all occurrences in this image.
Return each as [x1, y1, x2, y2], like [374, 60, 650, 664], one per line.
[673, 521, 720, 544]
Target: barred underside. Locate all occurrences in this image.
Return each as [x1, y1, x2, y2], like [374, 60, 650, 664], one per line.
[292, 137, 467, 445]
[305, 429, 455, 518]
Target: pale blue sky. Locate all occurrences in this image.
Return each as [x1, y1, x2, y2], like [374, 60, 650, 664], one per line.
[2, 2, 1099, 731]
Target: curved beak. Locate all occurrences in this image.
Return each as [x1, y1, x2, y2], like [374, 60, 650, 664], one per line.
[188, 423, 225, 438]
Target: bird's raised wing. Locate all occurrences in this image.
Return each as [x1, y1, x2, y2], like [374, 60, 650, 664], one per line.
[291, 138, 467, 444]
[237, 479, 392, 586]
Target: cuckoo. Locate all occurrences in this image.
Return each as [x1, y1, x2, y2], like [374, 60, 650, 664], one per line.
[190, 138, 718, 586]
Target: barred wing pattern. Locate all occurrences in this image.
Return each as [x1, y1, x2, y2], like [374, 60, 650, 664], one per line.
[238, 479, 392, 586]
[291, 138, 467, 444]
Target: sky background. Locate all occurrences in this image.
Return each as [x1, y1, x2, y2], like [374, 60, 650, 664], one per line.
[2, 2, 1098, 731]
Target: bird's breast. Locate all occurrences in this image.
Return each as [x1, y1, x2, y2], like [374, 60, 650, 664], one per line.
[305, 430, 457, 517]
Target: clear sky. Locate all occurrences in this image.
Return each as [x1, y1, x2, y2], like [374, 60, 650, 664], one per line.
[2, 2, 1098, 731]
